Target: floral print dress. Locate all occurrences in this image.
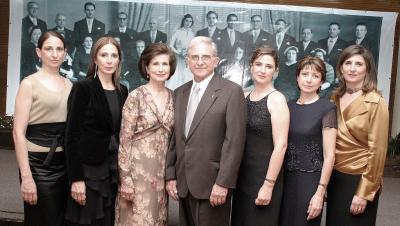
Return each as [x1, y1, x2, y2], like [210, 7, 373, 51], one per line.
[115, 86, 174, 226]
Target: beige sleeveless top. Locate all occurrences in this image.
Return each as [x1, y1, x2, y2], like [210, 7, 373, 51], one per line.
[26, 74, 72, 152]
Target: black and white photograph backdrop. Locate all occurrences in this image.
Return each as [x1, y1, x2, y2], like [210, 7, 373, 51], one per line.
[6, 0, 398, 114]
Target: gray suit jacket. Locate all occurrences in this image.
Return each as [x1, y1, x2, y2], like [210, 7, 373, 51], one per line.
[165, 75, 246, 199]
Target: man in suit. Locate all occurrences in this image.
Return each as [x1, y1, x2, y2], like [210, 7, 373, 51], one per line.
[318, 22, 348, 77]
[350, 22, 379, 63]
[196, 11, 222, 46]
[108, 12, 137, 60]
[73, 1, 105, 49]
[243, 15, 272, 53]
[295, 27, 318, 59]
[218, 13, 242, 60]
[50, 13, 75, 54]
[165, 36, 246, 226]
[139, 17, 167, 47]
[22, 1, 47, 44]
[270, 19, 296, 57]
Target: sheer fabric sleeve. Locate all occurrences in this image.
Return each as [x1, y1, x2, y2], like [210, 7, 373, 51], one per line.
[322, 106, 337, 129]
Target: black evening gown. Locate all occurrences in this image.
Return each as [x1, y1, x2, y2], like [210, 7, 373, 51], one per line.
[232, 92, 283, 226]
[280, 98, 337, 226]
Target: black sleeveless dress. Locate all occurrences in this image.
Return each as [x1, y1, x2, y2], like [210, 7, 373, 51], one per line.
[232, 92, 283, 226]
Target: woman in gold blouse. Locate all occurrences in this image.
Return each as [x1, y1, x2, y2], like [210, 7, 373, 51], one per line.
[326, 45, 389, 226]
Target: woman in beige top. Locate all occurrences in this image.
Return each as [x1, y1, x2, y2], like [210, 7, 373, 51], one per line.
[326, 45, 389, 226]
[13, 31, 72, 226]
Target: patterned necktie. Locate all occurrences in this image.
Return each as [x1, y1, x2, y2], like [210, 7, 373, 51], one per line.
[185, 84, 201, 137]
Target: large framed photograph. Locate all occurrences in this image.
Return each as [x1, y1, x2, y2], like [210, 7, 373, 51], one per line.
[6, 0, 397, 114]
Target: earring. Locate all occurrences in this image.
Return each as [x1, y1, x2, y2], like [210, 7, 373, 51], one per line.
[94, 64, 98, 78]
[146, 73, 149, 79]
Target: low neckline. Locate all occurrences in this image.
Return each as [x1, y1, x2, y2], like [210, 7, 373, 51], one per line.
[247, 89, 276, 102]
[141, 86, 171, 119]
[34, 76, 67, 94]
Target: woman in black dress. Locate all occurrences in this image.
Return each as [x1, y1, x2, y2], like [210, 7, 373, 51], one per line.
[274, 45, 299, 100]
[65, 37, 128, 226]
[280, 56, 337, 226]
[232, 45, 289, 226]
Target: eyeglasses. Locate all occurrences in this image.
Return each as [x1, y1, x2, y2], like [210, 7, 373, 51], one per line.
[188, 55, 214, 63]
[118, 18, 127, 20]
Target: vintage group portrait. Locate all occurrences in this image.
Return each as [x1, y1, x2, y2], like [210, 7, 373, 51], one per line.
[5, 0, 398, 113]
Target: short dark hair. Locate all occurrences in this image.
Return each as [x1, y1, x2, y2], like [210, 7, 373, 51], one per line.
[28, 25, 42, 39]
[251, 15, 262, 21]
[226, 13, 238, 22]
[206, 11, 218, 19]
[275, 19, 286, 25]
[84, 2, 95, 10]
[250, 45, 279, 69]
[138, 43, 177, 81]
[296, 56, 326, 86]
[27, 1, 38, 8]
[356, 22, 367, 29]
[37, 31, 66, 50]
[329, 22, 341, 29]
[302, 27, 313, 33]
[118, 12, 128, 18]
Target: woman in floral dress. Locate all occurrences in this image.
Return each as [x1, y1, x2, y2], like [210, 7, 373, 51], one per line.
[115, 43, 176, 226]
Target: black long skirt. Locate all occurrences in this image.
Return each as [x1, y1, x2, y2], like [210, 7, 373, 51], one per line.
[24, 151, 68, 226]
[65, 157, 117, 226]
[326, 170, 380, 226]
[280, 170, 322, 226]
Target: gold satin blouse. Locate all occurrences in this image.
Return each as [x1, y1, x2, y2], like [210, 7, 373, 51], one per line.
[334, 91, 389, 201]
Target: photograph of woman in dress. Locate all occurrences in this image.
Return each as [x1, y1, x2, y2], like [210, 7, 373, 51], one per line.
[65, 37, 128, 226]
[20, 25, 42, 80]
[115, 43, 176, 226]
[326, 45, 389, 226]
[72, 35, 93, 81]
[218, 42, 252, 91]
[280, 56, 337, 226]
[166, 14, 195, 90]
[232, 45, 289, 226]
[13, 31, 72, 226]
[311, 48, 336, 98]
[274, 45, 299, 100]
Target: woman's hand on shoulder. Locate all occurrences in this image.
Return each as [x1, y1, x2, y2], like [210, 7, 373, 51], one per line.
[71, 181, 86, 206]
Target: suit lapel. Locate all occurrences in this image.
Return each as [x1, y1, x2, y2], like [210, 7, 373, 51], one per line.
[186, 75, 220, 140]
[178, 82, 192, 139]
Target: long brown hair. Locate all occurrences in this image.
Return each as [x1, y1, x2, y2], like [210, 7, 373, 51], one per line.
[86, 37, 122, 90]
[331, 44, 377, 100]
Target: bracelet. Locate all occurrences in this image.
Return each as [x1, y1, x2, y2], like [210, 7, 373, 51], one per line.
[318, 183, 327, 189]
[264, 178, 276, 184]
